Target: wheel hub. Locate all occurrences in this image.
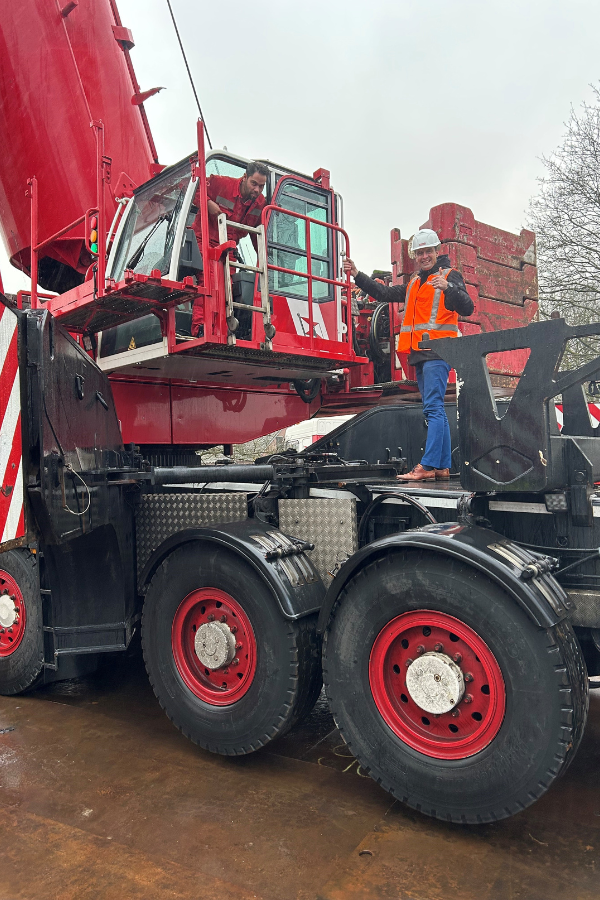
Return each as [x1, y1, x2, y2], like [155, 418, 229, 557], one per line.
[369, 610, 506, 759]
[0, 594, 18, 629]
[194, 621, 236, 670]
[171, 587, 257, 705]
[405, 651, 465, 714]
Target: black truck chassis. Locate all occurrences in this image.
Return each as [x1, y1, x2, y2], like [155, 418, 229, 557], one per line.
[0, 300, 599, 824]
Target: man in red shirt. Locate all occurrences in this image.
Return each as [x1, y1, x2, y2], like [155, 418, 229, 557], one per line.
[191, 161, 268, 336]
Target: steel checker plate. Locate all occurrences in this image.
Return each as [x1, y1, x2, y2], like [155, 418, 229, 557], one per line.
[135, 493, 248, 586]
[278, 499, 357, 585]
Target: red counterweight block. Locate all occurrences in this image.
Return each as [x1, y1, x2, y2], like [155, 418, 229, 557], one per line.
[389, 203, 539, 382]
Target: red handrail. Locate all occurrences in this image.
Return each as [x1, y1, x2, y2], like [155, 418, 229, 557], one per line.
[261, 203, 352, 349]
[28, 120, 109, 310]
[194, 120, 211, 297]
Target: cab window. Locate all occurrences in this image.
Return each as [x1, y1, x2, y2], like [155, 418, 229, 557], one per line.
[205, 156, 257, 267]
[110, 163, 190, 282]
[267, 181, 333, 302]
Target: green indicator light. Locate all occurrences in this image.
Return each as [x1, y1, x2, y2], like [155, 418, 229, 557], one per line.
[91, 242, 98, 254]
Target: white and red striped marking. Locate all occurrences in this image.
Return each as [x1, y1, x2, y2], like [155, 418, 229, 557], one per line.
[0, 305, 24, 545]
[555, 403, 600, 431]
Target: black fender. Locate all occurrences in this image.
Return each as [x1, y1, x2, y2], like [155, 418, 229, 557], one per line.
[317, 521, 574, 633]
[139, 519, 325, 621]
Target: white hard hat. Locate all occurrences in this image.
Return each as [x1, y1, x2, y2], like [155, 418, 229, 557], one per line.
[408, 229, 441, 258]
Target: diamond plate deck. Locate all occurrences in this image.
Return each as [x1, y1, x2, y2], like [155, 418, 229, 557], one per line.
[278, 499, 358, 585]
[135, 492, 248, 585]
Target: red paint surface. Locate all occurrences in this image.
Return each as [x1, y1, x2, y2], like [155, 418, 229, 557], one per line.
[0, 0, 156, 276]
[369, 610, 506, 760]
[171, 384, 319, 445]
[171, 587, 257, 705]
[110, 380, 172, 444]
[0, 569, 26, 657]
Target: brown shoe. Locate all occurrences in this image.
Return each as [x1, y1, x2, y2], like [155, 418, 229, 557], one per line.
[397, 464, 436, 483]
[435, 468, 450, 481]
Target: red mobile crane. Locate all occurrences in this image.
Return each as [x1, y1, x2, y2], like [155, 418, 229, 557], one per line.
[0, 0, 538, 457]
[4, 0, 595, 827]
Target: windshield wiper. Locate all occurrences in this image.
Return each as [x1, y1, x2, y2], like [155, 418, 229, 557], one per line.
[126, 211, 171, 271]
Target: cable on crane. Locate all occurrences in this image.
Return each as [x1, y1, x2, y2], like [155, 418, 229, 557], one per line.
[165, 0, 213, 149]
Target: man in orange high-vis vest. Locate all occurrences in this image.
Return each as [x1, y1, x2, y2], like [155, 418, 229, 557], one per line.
[344, 229, 473, 482]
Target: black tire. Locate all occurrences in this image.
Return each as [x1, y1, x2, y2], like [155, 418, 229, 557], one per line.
[0, 549, 44, 695]
[323, 550, 589, 823]
[142, 541, 322, 754]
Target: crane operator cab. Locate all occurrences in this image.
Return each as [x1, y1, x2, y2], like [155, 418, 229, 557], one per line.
[66, 149, 367, 387]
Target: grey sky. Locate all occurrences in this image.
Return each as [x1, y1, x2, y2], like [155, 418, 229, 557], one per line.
[2, 0, 600, 291]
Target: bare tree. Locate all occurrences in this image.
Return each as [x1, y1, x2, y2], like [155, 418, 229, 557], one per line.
[529, 86, 600, 370]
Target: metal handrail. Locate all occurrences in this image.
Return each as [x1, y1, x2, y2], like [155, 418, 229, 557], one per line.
[28, 121, 108, 309]
[261, 204, 352, 351]
[217, 213, 273, 349]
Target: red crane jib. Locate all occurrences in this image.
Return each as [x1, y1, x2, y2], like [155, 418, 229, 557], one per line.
[0, 0, 156, 285]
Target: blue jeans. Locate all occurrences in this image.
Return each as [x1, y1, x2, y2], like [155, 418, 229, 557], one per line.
[415, 359, 452, 470]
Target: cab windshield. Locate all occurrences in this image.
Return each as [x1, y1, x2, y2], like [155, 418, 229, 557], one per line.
[110, 164, 191, 282]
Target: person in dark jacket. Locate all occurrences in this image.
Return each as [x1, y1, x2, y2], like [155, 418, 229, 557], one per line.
[344, 229, 474, 482]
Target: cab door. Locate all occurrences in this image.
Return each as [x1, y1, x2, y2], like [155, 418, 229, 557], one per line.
[267, 177, 344, 349]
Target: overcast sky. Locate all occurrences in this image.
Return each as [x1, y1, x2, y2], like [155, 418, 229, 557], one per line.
[2, 0, 600, 291]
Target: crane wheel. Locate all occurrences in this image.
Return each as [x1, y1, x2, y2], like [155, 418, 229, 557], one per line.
[0, 550, 44, 695]
[323, 549, 589, 823]
[142, 541, 322, 754]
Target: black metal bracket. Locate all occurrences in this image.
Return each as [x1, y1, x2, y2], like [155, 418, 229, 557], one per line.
[428, 318, 600, 493]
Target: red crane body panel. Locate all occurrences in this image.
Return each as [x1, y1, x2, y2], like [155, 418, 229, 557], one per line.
[0, 0, 156, 279]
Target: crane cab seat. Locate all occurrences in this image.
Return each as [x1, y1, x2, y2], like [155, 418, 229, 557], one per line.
[176, 227, 203, 283]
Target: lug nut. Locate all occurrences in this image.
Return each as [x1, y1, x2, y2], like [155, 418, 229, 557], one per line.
[10, 595, 15, 602]
[220, 614, 227, 623]
[434, 642, 443, 653]
[207, 614, 215, 622]
[405, 658, 413, 667]
[230, 626, 238, 634]
[2, 589, 7, 595]
[464, 672, 473, 683]
[451, 709, 460, 718]
[453, 653, 462, 664]
[232, 657, 239, 666]
[464, 694, 473, 704]
[416, 645, 425, 655]
[235, 642, 242, 650]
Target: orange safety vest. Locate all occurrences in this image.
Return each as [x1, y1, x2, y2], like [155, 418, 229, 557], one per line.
[397, 267, 459, 353]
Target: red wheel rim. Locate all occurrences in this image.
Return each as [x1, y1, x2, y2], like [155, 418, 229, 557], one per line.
[369, 610, 505, 759]
[172, 588, 256, 705]
[0, 570, 26, 658]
